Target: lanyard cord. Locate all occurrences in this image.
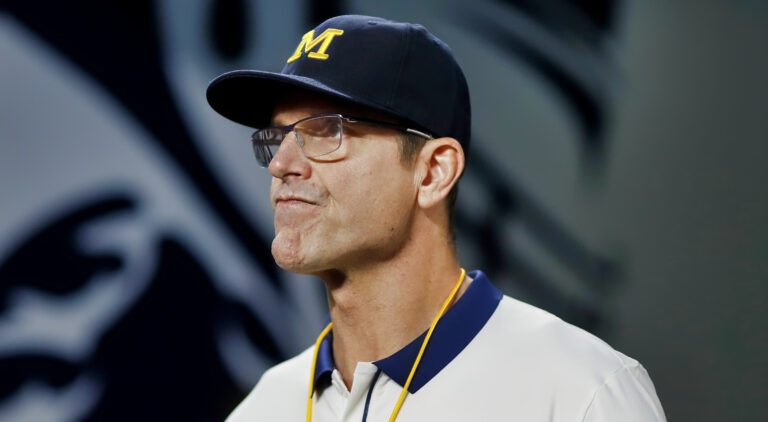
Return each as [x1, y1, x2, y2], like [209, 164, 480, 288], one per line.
[306, 322, 333, 422]
[306, 268, 467, 422]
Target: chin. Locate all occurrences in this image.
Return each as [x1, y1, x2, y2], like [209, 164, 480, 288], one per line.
[271, 241, 305, 272]
[271, 233, 321, 274]
[273, 257, 316, 274]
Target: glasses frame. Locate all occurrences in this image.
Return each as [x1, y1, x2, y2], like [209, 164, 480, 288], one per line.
[250, 113, 434, 167]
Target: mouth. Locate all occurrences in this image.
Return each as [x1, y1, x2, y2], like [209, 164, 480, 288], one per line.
[274, 196, 316, 207]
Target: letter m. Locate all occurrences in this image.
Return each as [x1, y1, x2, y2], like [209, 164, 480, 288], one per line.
[286, 28, 345, 63]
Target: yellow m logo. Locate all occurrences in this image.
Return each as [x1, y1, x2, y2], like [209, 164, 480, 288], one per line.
[286, 28, 345, 63]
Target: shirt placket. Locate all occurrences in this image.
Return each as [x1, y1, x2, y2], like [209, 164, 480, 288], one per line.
[327, 362, 379, 422]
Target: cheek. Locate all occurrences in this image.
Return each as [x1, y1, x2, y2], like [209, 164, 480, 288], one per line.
[329, 160, 414, 233]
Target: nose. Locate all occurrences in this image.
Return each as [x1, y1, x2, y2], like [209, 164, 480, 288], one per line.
[268, 132, 311, 180]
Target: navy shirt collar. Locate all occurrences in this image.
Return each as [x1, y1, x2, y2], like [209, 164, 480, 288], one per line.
[313, 270, 502, 393]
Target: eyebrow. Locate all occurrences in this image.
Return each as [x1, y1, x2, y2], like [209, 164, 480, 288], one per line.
[269, 113, 319, 127]
[270, 110, 400, 128]
[269, 111, 335, 128]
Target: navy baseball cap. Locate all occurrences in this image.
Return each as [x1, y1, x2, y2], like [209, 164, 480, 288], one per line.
[206, 15, 471, 152]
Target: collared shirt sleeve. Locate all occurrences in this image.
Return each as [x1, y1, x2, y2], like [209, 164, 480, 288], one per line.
[581, 363, 667, 422]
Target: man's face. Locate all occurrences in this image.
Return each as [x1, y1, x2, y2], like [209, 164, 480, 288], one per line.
[268, 93, 420, 275]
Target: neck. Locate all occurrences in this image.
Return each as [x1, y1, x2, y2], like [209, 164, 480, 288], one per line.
[318, 228, 471, 390]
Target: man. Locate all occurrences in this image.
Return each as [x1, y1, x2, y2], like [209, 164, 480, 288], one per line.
[206, 15, 666, 422]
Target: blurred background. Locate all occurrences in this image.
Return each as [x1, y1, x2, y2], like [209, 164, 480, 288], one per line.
[1, 0, 766, 421]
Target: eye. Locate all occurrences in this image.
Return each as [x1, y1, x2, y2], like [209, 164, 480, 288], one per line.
[296, 116, 343, 157]
[297, 116, 341, 139]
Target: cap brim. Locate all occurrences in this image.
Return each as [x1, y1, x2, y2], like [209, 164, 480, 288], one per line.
[206, 70, 398, 130]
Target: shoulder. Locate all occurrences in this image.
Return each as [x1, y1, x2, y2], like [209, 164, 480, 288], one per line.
[454, 295, 666, 420]
[580, 362, 667, 421]
[487, 295, 638, 378]
[225, 345, 315, 422]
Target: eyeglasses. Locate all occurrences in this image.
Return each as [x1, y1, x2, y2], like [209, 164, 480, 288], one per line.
[251, 113, 433, 167]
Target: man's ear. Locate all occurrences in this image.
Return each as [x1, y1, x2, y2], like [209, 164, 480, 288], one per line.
[416, 137, 465, 209]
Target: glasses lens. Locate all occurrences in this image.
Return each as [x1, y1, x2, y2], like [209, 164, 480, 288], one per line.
[252, 128, 285, 166]
[295, 115, 343, 158]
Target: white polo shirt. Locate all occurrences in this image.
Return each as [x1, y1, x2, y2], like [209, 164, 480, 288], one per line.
[226, 270, 666, 421]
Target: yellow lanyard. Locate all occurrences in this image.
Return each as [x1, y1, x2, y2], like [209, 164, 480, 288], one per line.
[306, 268, 467, 422]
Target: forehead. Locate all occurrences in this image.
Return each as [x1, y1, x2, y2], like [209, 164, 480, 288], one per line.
[270, 89, 398, 126]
